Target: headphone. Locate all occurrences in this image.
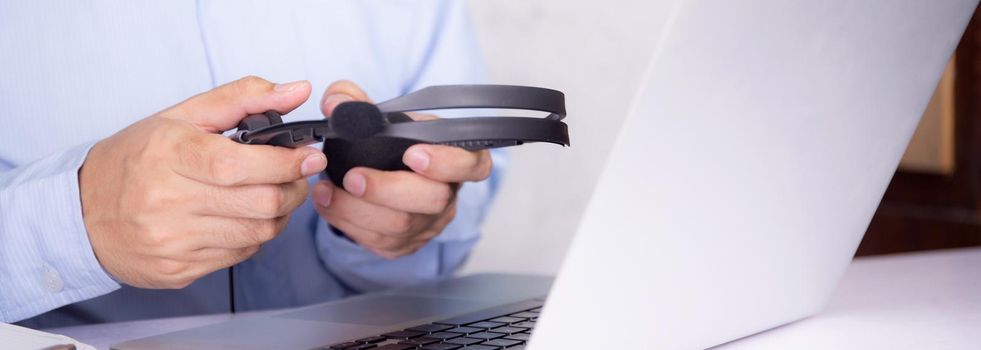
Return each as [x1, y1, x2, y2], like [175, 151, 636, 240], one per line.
[231, 84, 570, 188]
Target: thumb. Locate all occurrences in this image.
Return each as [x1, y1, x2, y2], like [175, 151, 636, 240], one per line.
[166, 75, 312, 133]
[320, 80, 372, 118]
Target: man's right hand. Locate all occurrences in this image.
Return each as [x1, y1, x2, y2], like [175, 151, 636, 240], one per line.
[78, 76, 326, 289]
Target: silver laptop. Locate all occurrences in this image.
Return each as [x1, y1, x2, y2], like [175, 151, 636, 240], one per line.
[115, 0, 978, 349]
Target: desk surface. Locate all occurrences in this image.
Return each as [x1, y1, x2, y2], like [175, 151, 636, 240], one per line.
[716, 247, 981, 349]
[51, 247, 981, 350]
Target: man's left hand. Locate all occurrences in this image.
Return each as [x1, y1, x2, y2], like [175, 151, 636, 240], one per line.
[311, 80, 493, 259]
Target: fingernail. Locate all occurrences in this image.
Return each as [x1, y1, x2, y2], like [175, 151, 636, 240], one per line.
[274, 80, 305, 93]
[300, 153, 327, 177]
[322, 94, 354, 114]
[344, 171, 366, 197]
[404, 148, 430, 171]
[312, 182, 333, 207]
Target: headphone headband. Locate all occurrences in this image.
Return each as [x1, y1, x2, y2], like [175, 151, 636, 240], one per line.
[230, 84, 570, 188]
[233, 84, 570, 148]
[376, 84, 566, 121]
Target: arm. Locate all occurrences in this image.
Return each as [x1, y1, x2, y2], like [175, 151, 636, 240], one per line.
[0, 143, 120, 322]
[1, 77, 327, 322]
[313, 0, 506, 291]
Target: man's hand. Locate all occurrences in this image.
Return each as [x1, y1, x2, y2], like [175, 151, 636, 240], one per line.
[79, 76, 327, 288]
[311, 81, 493, 259]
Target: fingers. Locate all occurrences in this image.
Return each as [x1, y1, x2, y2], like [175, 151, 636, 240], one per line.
[315, 181, 434, 236]
[167, 76, 312, 133]
[186, 215, 291, 250]
[84, 75, 321, 289]
[173, 134, 326, 186]
[187, 246, 261, 264]
[309, 79, 478, 260]
[313, 185, 458, 259]
[403, 144, 493, 183]
[319, 211, 429, 260]
[320, 215, 402, 259]
[321, 80, 372, 117]
[406, 112, 439, 121]
[342, 167, 454, 215]
[193, 180, 308, 219]
[147, 246, 260, 289]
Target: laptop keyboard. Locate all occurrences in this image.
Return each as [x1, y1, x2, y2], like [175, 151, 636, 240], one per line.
[315, 299, 543, 350]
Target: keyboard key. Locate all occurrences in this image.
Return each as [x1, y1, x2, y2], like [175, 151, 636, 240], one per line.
[381, 330, 426, 339]
[420, 344, 462, 350]
[328, 341, 361, 349]
[350, 345, 378, 350]
[445, 326, 481, 335]
[468, 321, 505, 329]
[374, 344, 415, 350]
[445, 337, 483, 346]
[505, 333, 531, 341]
[509, 312, 539, 318]
[464, 345, 499, 350]
[468, 332, 505, 340]
[512, 321, 536, 328]
[356, 336, 387, 344]
[489, 316, 526, 324]
[399, 337, 439, 346]
[427, 332, 462, 340]
[406, 324, 453, 333]
[482, 338, 523, 348]
[491, 326, 526, 335]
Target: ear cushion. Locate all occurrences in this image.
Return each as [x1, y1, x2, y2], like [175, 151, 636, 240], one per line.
[330, 102, 388, 139]
[322, 112, 420, 189]
[322, 137, 419, 189]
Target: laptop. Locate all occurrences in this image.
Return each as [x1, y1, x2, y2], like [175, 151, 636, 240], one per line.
[114, 0, 979, 349]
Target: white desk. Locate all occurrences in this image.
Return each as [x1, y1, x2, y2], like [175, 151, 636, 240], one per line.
[716, 247, 981, 350]
[50, 247, 981, 349]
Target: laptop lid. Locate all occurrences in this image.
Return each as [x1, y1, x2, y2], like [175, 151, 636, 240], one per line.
[530, 0, 978, 349]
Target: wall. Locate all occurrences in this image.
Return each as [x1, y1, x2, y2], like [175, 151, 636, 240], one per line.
[460, 1, 662, 275]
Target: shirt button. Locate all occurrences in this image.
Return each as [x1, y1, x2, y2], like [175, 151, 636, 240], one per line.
[41, 265, 64, 293]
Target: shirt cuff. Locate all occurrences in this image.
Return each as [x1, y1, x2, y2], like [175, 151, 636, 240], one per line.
[316, 218, 451, 292]
[0, 142, 120, 322]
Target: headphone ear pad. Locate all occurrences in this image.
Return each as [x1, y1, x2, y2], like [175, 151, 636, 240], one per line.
[322, 137, 419, 189]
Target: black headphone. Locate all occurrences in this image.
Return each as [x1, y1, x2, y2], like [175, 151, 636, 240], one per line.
[231, 84, 570, 188]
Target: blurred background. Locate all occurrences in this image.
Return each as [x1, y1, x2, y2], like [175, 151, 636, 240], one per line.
[461, 1, 981, 275]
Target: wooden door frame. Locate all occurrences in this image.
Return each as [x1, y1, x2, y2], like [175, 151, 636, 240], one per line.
[857, 7, 981, 255]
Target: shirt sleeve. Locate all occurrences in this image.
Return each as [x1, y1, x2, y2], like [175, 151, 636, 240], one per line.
[315, 0, 507, 292]
[0, 142, 120, 322]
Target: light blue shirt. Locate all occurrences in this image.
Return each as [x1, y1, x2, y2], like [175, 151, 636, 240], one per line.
[0, 0, 503, 328]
